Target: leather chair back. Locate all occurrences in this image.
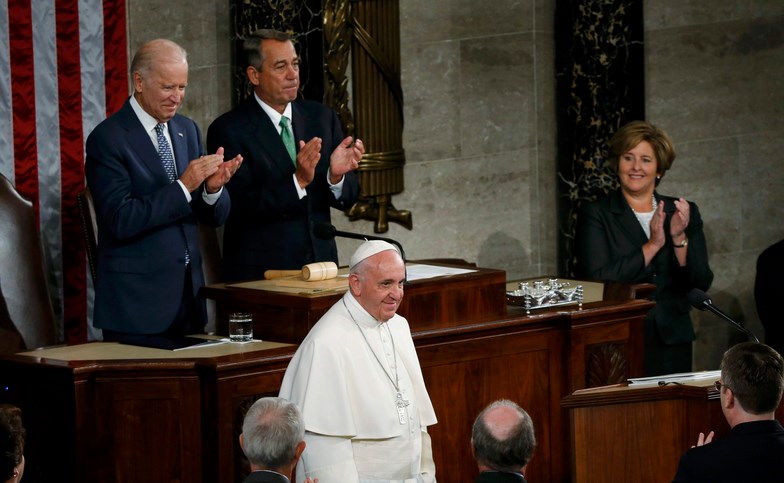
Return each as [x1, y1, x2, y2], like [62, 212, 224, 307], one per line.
[0, 174, 57, 352]
[198, 224, 222, 332]
[77, 189, 98, 282]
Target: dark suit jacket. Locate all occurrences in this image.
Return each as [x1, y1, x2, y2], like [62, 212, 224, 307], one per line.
[475, 470, 528, 483]
[755, 239, 784, 355]
[242, 469, 290, 483]
[672, 419, 784, 482]
[207, 97, 360, 282]
[85, 98, 230, 334]
[576, 189, 713, 345]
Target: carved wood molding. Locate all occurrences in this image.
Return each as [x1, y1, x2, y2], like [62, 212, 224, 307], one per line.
[586, 341, 629, 387]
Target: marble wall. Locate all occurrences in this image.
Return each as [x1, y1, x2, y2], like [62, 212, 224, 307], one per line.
[126, 0, 784, 369]
[644, 0, 784, 368]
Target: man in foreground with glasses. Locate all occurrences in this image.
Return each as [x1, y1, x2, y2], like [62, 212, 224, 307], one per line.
[672, 342, 784, 482]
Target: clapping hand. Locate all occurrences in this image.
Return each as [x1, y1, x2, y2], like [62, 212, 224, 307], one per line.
[691, 430, 714, 448]
[295, 137, 324, 188]
[182, 147, 242, 193]
[329, 137, 364, 184]
[670, 197, 691, 239]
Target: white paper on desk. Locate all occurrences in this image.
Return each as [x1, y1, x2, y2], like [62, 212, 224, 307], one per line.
[405, 263, 477, 281]
[172, 338, 228, 351]
[628, 369, 720, 387]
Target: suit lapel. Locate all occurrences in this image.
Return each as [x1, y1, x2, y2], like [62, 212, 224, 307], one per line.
[168, 116, 191, 177]
[248, 98, 297, 173]
[291, 101, 308, 145]
[118, 101, 169, 183]
[610, 189, 649, 248]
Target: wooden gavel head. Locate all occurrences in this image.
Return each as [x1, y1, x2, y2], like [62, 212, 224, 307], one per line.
[301, 261, 338, 281]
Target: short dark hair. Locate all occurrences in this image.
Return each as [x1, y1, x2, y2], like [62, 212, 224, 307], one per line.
[242, 29, 294, 69]
[471, 399, 536, 473]
[0, 404, 25, 481]
[608, 120, 676, 179]
[721, 342, 784, 414]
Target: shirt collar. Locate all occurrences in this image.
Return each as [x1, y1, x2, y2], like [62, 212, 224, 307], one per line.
[344, 291, 385, 329]
[254, 93, 293, 127]
[129, 94, 163, 134]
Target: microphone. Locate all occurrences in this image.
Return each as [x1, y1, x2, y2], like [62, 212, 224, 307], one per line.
[687, 288, 759, 342]
[313, 222, 406, 262]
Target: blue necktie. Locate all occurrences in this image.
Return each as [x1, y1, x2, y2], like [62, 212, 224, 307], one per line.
[154, 123, 189, 265]
[279, 116, 296, 165]
[155, 123, 177, 182]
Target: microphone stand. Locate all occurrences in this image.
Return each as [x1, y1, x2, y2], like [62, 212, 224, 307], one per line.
[333, 229, 406, 262]
[313, 223, 406, 262]
[701, 302, 760, 343]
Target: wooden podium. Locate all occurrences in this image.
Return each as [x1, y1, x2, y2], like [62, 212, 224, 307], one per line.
[563, 379, 784, 483]
[562, 380, 729, 483]
[0, 340, 296, 483]
[200, 262, 508, 343]
[1, 270, 655, 483]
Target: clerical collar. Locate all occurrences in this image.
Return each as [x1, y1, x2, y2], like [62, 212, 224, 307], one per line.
[344, 292, 384, 329]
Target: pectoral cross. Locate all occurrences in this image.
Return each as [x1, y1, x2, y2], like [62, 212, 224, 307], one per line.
[395, 391, 410, 424]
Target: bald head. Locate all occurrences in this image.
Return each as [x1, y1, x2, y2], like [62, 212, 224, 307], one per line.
[484, 404, 526, 440]
[471, 399, 536, 473]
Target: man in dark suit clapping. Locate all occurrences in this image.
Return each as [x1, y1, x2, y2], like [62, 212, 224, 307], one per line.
[85, 39, 241, 343]
[207, 29, 363, 283]
[672, 342, 784, 482]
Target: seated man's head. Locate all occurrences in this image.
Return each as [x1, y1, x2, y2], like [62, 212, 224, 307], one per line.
[240, 397, 306, 476]
[0, 404, 25, 483]
[719, 342, 784, 423]
[471, 399, 536, 474]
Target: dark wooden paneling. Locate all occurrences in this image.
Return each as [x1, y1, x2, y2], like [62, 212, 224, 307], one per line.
[202, 265, 507, 343]
[0, 281, 652, 483]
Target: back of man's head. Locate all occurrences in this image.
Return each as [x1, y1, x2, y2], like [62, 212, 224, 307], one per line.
[721, 342, 784, 415]
[471, 399, 536, 474]
[241, 397, 305, 471]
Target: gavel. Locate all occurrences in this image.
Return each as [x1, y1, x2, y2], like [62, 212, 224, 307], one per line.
[264, 261, 339, 281]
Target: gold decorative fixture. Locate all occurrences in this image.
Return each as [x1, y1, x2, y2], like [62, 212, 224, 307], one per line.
[324, 0, 411, 233]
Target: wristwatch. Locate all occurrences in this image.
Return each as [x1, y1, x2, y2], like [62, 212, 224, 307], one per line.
[674, 237, 689, 248]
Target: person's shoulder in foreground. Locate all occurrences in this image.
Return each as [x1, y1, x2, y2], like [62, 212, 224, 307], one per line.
[672, 342, 784, 483]
[472, 399, 536, 483]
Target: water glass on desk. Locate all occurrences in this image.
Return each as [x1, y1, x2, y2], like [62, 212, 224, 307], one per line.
[228, 312, 253, 342]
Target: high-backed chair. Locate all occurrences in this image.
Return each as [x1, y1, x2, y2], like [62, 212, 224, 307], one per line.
[0, 174, 57, 353]
[77, 188, 98, 282]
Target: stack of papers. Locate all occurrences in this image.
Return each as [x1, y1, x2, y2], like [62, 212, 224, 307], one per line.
[405, 264, 476, 281]
[628, 370, 721, 387]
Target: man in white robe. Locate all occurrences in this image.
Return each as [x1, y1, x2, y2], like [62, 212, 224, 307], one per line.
[279, 240, 438, 482]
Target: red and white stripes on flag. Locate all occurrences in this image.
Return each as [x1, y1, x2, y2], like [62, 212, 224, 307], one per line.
[0, 0, 127, 344]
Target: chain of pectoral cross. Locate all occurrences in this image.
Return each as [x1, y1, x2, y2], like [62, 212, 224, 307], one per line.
[343, 299, 411, 424]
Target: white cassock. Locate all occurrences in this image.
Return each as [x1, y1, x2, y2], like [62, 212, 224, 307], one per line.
[279, 291, 438, 483]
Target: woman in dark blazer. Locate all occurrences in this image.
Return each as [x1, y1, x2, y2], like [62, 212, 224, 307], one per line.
[576, 121, 714, 376]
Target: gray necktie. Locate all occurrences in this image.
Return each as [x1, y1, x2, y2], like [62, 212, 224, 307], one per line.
[279, 116, 296, 165]
[154, 123, 177, 182]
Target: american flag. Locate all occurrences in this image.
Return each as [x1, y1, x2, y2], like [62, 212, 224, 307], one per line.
[0, 0, 127, 343]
